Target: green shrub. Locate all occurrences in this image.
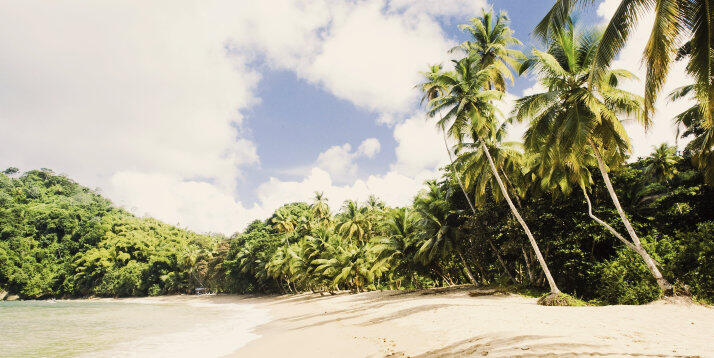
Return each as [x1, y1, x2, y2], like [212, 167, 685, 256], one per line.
[148, 284, 162, 296]
[670, 222, 714, 301]
[596, 247, 661, 304]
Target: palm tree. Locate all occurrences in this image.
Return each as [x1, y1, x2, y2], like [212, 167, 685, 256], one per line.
[311, 191, 330, 221]
[370, 208, 418, 288]
[413, 181, 479, 286]
[270, 208, 296, 234]
[336, 200, 366, 243]
[535, 0, 712, 127]
[313, 242, 372, 292]
[427, 54, 562, 294]
[644, 144, 680, 183]
[514, 21, 673, 293]
[452, 9, 524, 92]
[669, 84, 714, 184]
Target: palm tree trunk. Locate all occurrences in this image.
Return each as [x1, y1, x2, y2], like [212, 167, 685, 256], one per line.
[589, 141, 673, 293]
[443, 132, 477, 211]
[456, 249, 479, 286]
[480, 140, 560, 294]
[582, 188, 636, 251]
[443, 132, 515, 282]
[488, 238, 515, 283]
[521, 245, 534, 284]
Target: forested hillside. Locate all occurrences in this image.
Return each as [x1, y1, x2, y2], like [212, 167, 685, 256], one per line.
[0, 169, 225, 298]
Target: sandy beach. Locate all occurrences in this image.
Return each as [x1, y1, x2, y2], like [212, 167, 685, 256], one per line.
[223, 288, 714, 357]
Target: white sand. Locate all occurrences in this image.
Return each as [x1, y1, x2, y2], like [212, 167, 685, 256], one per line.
[227, 289, 714, 357]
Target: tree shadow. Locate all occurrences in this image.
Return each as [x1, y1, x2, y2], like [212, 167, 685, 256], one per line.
[358, 303, 451, 325]
[406, 334, 691, 358]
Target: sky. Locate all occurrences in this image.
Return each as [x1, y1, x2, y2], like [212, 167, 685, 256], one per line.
[0, 0, 694, 234]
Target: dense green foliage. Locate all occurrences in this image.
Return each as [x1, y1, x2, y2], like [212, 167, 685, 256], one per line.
[0, 169, 226, 298]
[216, 155, 713, 304]
[2, 157, 711, 303]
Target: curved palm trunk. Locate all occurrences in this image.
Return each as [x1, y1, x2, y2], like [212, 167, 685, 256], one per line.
[582, 188, 636, 251]
[480, 140, 560, 294]
[589, 141, 673, 293]
[442, 132, 515, 283]
[456, 249, 479, 286]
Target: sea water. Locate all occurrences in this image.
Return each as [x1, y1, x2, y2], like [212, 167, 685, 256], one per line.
[0, 298, 269, 357]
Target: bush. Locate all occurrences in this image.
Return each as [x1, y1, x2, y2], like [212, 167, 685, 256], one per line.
[537, 292, 588, 306]
[670, 222, 714, 302]
[596, 247, 661, 304]
[148, 284, 162, 296]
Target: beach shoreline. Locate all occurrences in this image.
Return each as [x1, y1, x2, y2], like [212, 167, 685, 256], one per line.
[224, 288, 714, 357]
[4, 290, 713, 357]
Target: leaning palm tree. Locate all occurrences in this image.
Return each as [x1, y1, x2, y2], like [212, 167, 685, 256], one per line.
[427, 54, 562, 294]
[644, 143, 680, 183]
[535, 0, 712, 128]
[514, 21, 673, 293]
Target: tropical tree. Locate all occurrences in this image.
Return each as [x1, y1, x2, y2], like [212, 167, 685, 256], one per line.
[426, 52, 562, 294]
[336, 200, 367, 243]
[311, 191, 331, 221]
[452, 9, 524, 91]
[514, 20, 673, 293]
[270, 208, 297, 234]
[371, 208, 418, 288]
[644, 143, 680, 183]
[313, 242, 372, 292]
[535, 0, 713, 128]
[413, 181, 479, 286]
[669, 83, 714, 184]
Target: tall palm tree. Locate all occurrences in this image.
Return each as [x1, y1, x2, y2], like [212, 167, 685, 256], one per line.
[452, 9, 524, 91]
[514, 21, 673, 293]
[535, 0, 712, 128]
[427, 54, 561, 294]
[644, 143, 680, 183]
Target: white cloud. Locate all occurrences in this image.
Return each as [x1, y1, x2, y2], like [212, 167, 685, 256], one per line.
[316, 143, 359, 182]
[357, 138, 381, 158]
[301, 1, 455, 115]
[0, 1, 261, 191]
[236, 0, 485, 117]
[255, 167, 437, 215]
[387, 0, 487, 18]
[314, 138, 382, 183]
[1, 0, 486, 233]
[391, 113, 449, 176]
[109, 171, 259, 234]
[253, 111, 448, 217]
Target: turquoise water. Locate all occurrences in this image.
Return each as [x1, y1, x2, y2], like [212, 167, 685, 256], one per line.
[0, 299, 268, 357]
